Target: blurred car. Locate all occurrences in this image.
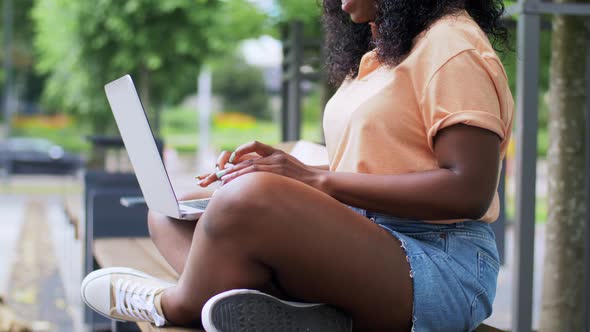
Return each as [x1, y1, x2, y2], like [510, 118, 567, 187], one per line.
[0, 137, 85, 175]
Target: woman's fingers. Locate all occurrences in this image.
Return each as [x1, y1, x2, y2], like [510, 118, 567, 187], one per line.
[231, 141, 277, 163]
[219, 152, 290, 184]
[196, 150, 231, 187]
[216, 150, 232, 170]
[222, 153, 282, 175]
[221, 164, 275, 185]
[197, 143, 275, 188]
[194, 172, 211, 180]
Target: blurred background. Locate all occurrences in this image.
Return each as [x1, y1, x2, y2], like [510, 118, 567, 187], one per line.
[0, 0, 584, 331]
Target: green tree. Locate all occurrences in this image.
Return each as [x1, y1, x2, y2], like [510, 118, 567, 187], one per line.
[213, 53, 270, 119]
[275, 0, 322, 36]
[1, 0, 43, 118]
[32, 0, 268, 134]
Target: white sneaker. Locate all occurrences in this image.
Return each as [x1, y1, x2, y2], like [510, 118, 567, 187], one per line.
[81, 267, 174, 327]
[201, 289, 353, 332]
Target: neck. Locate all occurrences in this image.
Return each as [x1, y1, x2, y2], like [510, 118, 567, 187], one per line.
[369, 22, 378, 40]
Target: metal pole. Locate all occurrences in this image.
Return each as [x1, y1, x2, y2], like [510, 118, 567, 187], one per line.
[584, 19, 590, 332]
[285, 21, 303, 141]
[490, 160, 507, 265]
[281, 25, 290, 142]
[197, 66, 213, 171]
[2, 0, 14, 138]
[512, 2, 541, 331]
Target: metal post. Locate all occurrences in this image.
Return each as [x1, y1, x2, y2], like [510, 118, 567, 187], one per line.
[284, 21, 303, 142]
[197, 66, 213, 170]
[584, 19, 590, 332]
[281, 25, 290, 142]
[512, 3, 541, 331]
[2, 0, 14, 138]
[490, 161, 507, 265]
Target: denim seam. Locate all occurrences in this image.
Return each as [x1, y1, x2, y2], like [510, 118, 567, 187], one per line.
[448, 231, 497, 245]
[470, 289, 487, 328]
[477, 251, 500, 278]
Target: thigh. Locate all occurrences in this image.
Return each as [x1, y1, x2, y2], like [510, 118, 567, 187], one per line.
[208, 173, 413, 330]
[148, 189, 212, 274]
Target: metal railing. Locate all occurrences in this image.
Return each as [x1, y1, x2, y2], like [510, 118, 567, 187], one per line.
[507, 0, 590, 331]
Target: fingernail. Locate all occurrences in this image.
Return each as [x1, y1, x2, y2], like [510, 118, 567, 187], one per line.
[195, 175, 202, 180]
[216, 169, 228, 179]
[225, 162, 234, 168]
[229, 152, 236, 163]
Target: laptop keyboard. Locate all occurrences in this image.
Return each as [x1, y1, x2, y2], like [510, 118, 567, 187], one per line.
[181, 199, 210, 210]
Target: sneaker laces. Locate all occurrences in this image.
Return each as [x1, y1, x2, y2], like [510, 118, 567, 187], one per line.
[114, 279, 166, 327]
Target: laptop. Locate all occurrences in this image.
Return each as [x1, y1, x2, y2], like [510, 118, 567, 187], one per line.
[104, 74, 209, 220]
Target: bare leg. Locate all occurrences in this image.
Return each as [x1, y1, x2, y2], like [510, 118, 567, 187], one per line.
[147, 190, 209, 274]
[156, 173, 413, 330]
[148, 189, 290, 299]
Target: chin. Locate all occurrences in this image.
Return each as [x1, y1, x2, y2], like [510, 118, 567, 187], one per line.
[349, 14, 372, 24]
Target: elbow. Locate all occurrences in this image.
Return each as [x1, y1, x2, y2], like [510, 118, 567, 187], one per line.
[463, 203, 489, 220]
[461, 193, 494, 220]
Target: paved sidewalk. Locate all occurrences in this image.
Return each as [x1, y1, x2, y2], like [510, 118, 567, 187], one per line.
[0, 196, 25, 296]
[0, 194, 78, 332]
[7, 199, 74, 331]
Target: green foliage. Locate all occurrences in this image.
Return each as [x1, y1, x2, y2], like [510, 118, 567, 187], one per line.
[162, 106, 198, 132]
[302, 86, 322, 124]
[0, 0, 44, 119]
[212, 53, 270, 119]
[0, 0, 36, 72]
[32, 0, 268, 134]
[12, 123, 90, 153]
[275, 0, 322, 36]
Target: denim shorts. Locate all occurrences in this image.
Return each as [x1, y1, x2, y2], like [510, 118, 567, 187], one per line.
[349, 207, 500, 332]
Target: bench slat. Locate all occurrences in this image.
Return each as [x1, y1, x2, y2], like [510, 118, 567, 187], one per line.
[94, 238, 203, 331]
[137, 321, 203, 332]
[94, 237, 178, 282]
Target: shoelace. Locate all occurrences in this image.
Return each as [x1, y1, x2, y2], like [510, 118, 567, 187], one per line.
[114, 279, 166, 327]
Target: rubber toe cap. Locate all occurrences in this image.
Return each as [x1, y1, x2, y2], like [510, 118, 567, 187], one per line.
[81, 270, 112, 315]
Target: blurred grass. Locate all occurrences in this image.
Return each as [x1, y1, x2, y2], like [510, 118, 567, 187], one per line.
[161, 118, 322, 153]
[8, 107, 323, 156]
[12, 120, 90, 153]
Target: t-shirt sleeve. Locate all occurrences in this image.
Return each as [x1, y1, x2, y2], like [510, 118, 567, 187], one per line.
[420, 49, 509, 152]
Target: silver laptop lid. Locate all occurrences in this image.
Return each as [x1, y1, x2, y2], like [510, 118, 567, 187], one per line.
[104, 75, 181, 218]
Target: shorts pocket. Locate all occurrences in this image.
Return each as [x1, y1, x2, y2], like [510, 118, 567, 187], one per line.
[471, 250, 500, 328]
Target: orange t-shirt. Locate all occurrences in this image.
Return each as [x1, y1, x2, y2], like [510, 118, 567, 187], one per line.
[323, 11, 514, 223]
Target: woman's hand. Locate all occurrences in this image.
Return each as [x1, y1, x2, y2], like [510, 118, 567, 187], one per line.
[196, 149, 260, 187]
[198, 141, 328, 191]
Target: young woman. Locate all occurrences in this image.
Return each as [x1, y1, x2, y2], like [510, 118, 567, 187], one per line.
[81, 0, 513, 330]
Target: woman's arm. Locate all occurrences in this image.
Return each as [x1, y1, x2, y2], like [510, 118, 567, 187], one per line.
[201, 124, 501, 221]
[319, 124, 500, 220]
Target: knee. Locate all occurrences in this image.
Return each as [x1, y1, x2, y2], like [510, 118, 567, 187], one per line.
[200, 172, 286, 238]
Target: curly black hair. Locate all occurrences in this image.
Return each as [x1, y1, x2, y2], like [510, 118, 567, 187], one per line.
[323, 0, 508, 85]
